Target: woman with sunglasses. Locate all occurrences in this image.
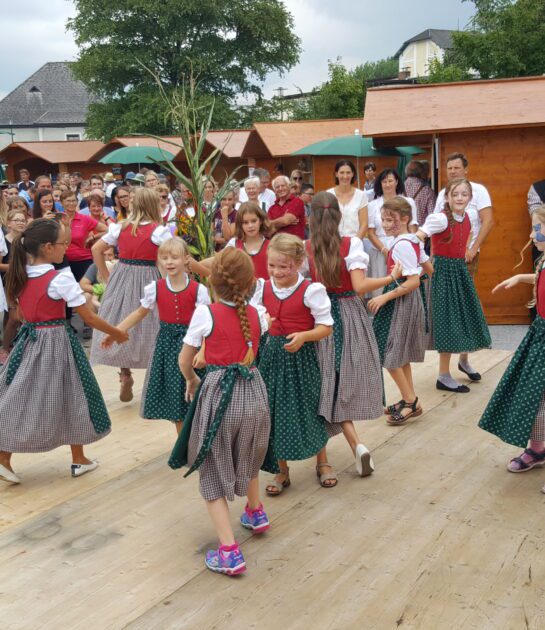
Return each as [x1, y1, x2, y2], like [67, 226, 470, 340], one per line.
[156, 183, 176, 225]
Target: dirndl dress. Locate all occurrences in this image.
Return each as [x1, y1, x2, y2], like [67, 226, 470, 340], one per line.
[0, 320, 110, 452]
[169, 364, 270, 501]
[479, 269, 545, 448]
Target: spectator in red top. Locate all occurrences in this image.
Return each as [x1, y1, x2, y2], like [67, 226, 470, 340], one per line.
[268, 175, 305, 239]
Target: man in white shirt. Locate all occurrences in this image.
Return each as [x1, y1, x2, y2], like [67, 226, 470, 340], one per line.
[434, 152, 494, 381]
[239, 168, 276, 211]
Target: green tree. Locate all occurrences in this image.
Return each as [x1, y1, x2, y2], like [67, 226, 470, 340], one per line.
[425, 0, 545, 82]
[68, 0, 301, 139]
[289, 57, 398, 121]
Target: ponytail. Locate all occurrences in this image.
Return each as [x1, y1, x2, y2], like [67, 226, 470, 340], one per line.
[309, 191, 342, 287]
[5, 219, 60, 305]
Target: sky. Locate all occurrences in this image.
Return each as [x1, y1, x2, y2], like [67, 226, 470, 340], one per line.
[0, 0, 475, 101]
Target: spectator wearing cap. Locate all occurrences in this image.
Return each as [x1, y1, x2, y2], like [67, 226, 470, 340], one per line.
[104, 172, 117, 199]
[126, 172, 146, 187]
[17, 169, 34, 192]
[268, 175, 305, 239]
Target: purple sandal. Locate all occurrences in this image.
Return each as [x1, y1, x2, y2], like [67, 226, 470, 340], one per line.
[507, 448, 545, 473]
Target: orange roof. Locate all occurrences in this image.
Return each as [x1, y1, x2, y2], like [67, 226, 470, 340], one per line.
[252, 118, 364, 156]
[0, 140, 105, 163]
[363, 76, 545, 137]
[205, 130, 252, 159]
[109, 136, 182, 154]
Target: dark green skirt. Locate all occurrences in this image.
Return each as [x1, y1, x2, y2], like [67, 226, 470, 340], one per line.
[430, 256, 491, 353]
[258, 335, 329, 472]
[141, 322, 202, 422]
[479, 316, 545, 448]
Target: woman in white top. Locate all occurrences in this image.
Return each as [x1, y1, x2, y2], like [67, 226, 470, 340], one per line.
[327, 160, 368, 239]
[366, 168, 418, 297]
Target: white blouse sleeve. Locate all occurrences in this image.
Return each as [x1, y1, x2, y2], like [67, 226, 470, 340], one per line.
[433, 189, 446, 213]
[303, 282, 334, 326]
[420, 212, 448, 237]
[183, 305, 213, 347]
[419, 241, 430, 264]
[196, 283, 211, 305]
[140, 281, 157, 309]
[356, 188, 368, 208]
[391, 241, 420, 276]
[249, 278, 265, 309]
[225, 237, 236, 249]
[151, 225, 173, 246]
[367, 201, 379, 228]
[48, 268, 86, 307]
[0, 230, 7, 257]
[101, 222, 122, 246]
[345, 237, 369, 271]
[407, 197, 418, 226]
[253, 304, 269, 336]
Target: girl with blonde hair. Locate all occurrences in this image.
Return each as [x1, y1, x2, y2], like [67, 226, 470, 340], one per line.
[90, 187, 171, 401]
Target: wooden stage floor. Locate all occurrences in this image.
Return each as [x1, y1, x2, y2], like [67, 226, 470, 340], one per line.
[1, 349, 545, 630]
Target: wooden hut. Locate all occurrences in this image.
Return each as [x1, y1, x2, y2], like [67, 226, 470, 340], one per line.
[0, 140, 105, 181]
[363, 76, 545, 324]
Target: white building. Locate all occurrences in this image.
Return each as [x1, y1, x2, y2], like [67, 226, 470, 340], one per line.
[395, 29, 454, 79]
[0, 62, 95, 150]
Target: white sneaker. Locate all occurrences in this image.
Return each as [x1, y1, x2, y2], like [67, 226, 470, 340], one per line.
[71, 460, 99, 477]
[0, 463, 21, 484]
[355, 444, 374, 477]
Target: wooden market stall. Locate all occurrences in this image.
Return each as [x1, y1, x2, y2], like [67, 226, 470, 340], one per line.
[363, 75, 545, 324]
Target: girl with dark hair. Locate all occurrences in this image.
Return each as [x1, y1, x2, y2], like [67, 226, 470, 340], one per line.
[367, 169, 418, 297]
[32, 189, 57, 220]
[112, 185, 131, 221]
[327, 160, 368, 239]
[416, 179, 491, 393]
[0, 219, 127, 485]
[169, 247, 271, 576]
[369, 197, 434, 425]
[306, 191, 401, 477]
[479, 205, 545, 492]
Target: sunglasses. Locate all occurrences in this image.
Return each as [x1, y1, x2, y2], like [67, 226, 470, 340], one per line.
[292, 177, 303, 181]
[159, 195, 168, 199]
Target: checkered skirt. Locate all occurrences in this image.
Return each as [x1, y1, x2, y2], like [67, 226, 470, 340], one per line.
[366, 248, 388, 298]
[382, 289, 426, 369]
[0, 327, 110, 452]
[316, 296, 383, 424]
[187, 368, 270, 501]
[90, 262, 161, 369]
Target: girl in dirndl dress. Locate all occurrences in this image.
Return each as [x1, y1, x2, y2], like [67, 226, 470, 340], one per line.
[101, 237, 210, 433]
[168, 247, 271, 576]
[90, 188, 172, 402]
[252, 233, 334, 495]
[306, 191, 402, 481]
[369, 197, 434, 425]
[416, 178, 491, 393]
[479, 206, 545, 493]
[189, 201, 271, 281]
[0, 219, 127, 485]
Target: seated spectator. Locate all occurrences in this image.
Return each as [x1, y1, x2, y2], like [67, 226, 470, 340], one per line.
[404, 160, 436, 226]
[17, 169, 34, 192]
[80, 247, 117, 313]
[79, 192, 117, 224]
[268, 175, 305, 239]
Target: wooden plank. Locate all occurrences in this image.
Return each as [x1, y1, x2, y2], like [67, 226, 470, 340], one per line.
[0, 349, 519, 630]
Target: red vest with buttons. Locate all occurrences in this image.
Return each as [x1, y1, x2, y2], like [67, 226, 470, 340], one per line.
[156, 278, 199, 325]
[19, 270, 66, 322]
[537, 269, 545, 319]
[235, 238, 270, 280]
[387, 238, 421, 275]
[305, 237, 354, 293]
[262, 279, 314, 336]
[204, 303, 261, 365]
[431, 212, 471, 259]
[118, 223, 159, 261]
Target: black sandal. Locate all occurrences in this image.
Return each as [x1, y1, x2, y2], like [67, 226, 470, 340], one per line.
[387, 397, 423, 426]
[384, 399, 405, 415]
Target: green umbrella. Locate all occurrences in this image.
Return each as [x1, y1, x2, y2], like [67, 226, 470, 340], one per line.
[291, 135, 402, 158]
[99, 145, 175, 165]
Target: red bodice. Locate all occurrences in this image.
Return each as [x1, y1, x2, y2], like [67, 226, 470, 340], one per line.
[204, 303, 261, 365]
[262, 279, 314, 336]
[19, 270, 66, 322]
[431, 213, 471, 259]
[156, 278, 199, 325]
[537, 269, 545, 319]
[235, 238, 270, 280]
[118, 223, 159, 261]
[306, 237, 354, 293]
